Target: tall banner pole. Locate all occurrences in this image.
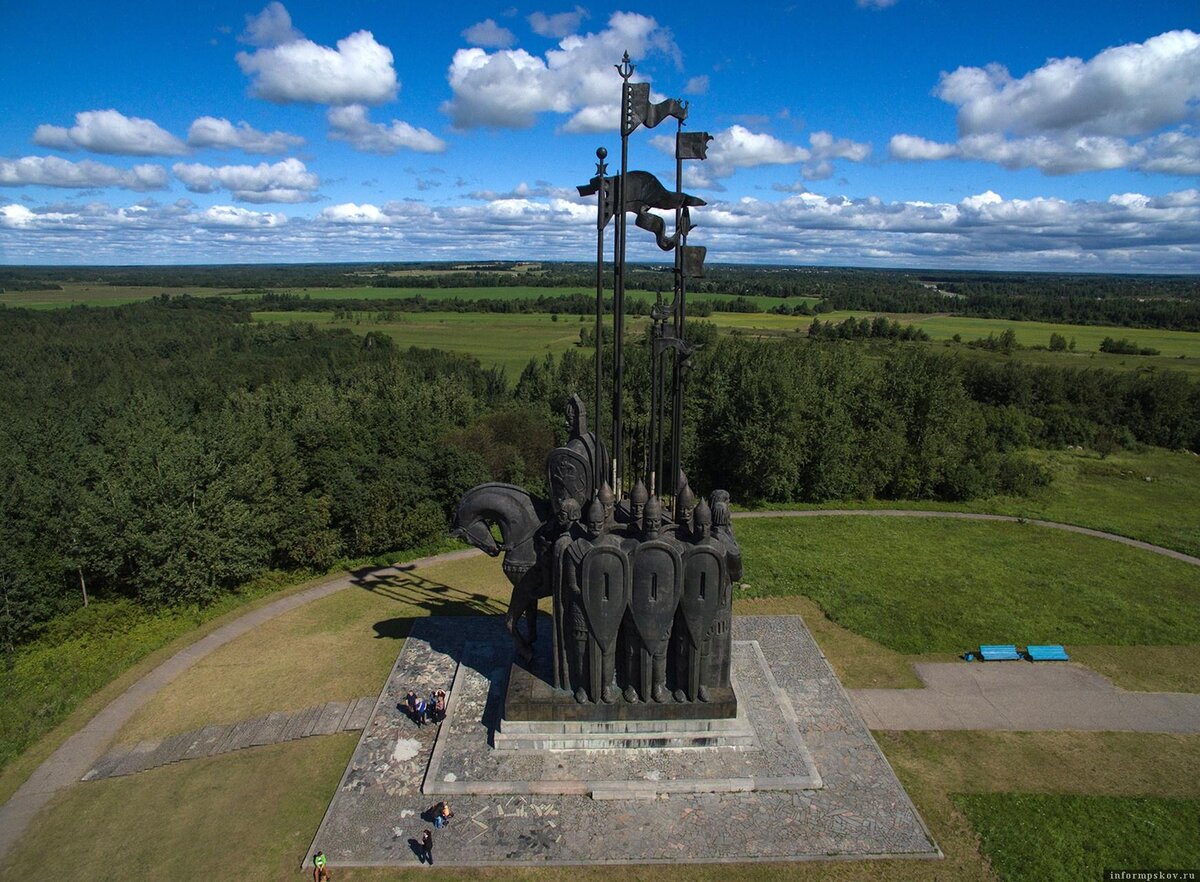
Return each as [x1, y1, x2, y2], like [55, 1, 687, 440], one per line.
[613, 53, 635, 500]
[593, 148, 608, 497]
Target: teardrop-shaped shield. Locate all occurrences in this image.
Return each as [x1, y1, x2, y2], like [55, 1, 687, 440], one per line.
[682, 544, 724, 648]
[580, 544, 629, 651]
[631, 541, 681, 650]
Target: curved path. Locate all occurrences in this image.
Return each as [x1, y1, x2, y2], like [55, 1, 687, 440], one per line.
[1, 512, 1196, 860]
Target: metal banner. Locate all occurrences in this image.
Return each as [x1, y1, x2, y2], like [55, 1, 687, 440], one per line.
[677, 131, 713, 160]
[682, 245, 707, 277]
[580, 545, 630, 651]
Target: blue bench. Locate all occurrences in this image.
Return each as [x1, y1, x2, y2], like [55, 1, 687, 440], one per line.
[1026, 644, 1069, 661]
[978, 644, 1022, 661]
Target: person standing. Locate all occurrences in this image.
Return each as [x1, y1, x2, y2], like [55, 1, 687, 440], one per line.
[420, 829, 434, 865]
[312, 849, 330, 881]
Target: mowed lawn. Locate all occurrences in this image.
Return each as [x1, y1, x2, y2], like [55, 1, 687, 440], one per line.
[3, 523, 1199, 882]
[737, 516, 1200, 654]
[773, 446, 1200, 560]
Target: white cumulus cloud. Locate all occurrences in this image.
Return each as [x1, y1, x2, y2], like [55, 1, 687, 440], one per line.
[171, 157, 318, 202]
[0, 156, 168, 190]
[939, 29, 1200, 138]
[237, 28, 398, 105]
[443, 12, 677, 129]
[33, 110, 187, 156]
[187, 117, 305, 154]
[320, 202, 389, 224]
[891, 30, 1200, 176]
[462, 19, 515, 49]
[326, 105, 446, 154]
[197, 205, 287, 227]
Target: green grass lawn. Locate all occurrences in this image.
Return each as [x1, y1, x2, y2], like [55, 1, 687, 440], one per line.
[954, 793, 1200, 882]
[737, 516, 1200, 654]
[754, 447, 1200, 559]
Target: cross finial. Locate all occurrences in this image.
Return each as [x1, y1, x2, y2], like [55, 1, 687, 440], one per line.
[595, 146, 608, 176]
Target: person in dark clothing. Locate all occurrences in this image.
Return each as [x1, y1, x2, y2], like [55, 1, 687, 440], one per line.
[420, 829, 434, 864]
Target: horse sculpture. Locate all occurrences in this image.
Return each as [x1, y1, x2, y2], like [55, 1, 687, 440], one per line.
[450, 482, 552, 661]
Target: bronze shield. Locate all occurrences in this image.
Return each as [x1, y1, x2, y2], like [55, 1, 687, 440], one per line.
[630, 541, 681, 648]
[682, 544, 724, 647]
[547, 446, 591, 509]
[580, 545, 629, 651]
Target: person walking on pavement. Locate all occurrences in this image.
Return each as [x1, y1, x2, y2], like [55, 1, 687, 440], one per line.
[420, 828, 434, 865]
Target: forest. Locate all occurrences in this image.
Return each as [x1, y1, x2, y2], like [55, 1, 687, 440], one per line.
[2, 297, 1197, 654]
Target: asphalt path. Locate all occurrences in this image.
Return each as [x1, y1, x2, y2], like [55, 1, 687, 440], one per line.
[1, 512, 1196, 860]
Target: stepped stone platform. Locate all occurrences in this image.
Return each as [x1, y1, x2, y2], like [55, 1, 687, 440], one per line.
[81, 697, 376, 781]
[306, 615, 940, 867]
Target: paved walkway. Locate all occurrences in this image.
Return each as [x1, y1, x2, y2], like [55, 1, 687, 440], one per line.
[852, 663, 1200, 732]
[80, 697, 377, 782]
[1, 511, 1195, 862]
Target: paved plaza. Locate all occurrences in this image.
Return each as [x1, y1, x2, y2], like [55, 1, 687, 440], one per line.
[308, 615, 940, 867]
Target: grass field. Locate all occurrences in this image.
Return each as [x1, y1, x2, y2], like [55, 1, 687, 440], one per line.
[766, 446, 1200, 559]
[954, 793, 1199, 882]
[1, 282, 795, 312]
[737, 516, 1200, 654]
[711, 309, 1200, 358]
[252, 310, 648, 376]
[249, 307, 1200, 378]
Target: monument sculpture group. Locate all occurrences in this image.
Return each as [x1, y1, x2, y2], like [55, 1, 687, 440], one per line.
[453, 53, 741, 719]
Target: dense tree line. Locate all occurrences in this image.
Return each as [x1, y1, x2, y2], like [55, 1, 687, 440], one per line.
[3, 299, 1196, 651]
[256, 291, 757, 318]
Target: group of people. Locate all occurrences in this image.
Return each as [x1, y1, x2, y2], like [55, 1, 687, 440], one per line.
[403, 687, 447, 725]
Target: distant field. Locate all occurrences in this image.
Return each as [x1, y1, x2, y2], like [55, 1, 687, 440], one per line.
[252, 310, 635, 377]
[2, 283, 796, 312]
[0, 284, 241, 309]
[712, 310, 1200, 358]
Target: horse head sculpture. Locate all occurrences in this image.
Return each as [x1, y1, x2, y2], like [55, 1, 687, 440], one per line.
[451, 482, 553, 660]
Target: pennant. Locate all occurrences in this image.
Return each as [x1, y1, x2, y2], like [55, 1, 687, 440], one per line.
[621, 171, 705, 213]
[677, 131, 713, 161]
[624, 82, 688, 134]
[576, 175, 617, 228]
[634, 207, 678, 251]
[682, 245, 707, 278]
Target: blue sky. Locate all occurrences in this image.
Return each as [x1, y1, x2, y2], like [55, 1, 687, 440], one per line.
[1, 0, 1198, 271]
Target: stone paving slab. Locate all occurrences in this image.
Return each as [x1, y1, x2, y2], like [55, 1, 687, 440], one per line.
[346, 697, 377, 731]
[851, 662, 1200, 732]
[307, 616, 939, 867]
[81, 698, 376, 782]
[313, 701, 351, 737]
